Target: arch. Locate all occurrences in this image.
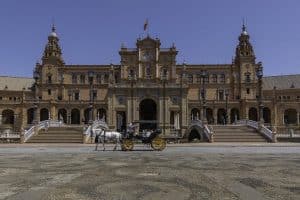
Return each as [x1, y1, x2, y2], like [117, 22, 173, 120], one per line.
[139, 99, 157, 130]
[2, 109, 14, 124]
[248, 107, 258, 121]
[97, 108, 106, 121]
[71, 109, 80, 124]
[217, 108, 226, 124]
[191, 108, 200, 120]
[58, 108, 67, 123]
[284, 109, 297, 124]
[206, 108, 214, 124]
[27, 108, 35, 124]
[40, 108, 49, 121]
[116, 111, 126, 132]
[263, 107, 271, 124]
[230, 108, 240, 124]
[188, 129, 202, 142]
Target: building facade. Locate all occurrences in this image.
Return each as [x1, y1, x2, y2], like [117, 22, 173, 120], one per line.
[0, 24, 299, 140]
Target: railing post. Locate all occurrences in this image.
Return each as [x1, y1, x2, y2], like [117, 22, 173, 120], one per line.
[20, 126, 25, 143]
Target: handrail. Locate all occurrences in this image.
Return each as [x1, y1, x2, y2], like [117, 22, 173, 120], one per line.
[23, 120, 65, 142]
[189, 119, 213, 142]
[236, 119, 276, 142]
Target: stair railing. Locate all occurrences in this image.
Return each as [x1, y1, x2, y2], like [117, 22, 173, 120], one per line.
[23, 120, 65, 143]
[83, 119, 109, 143]
[236, 119, 276, 142]
[190, 119, 214, 142]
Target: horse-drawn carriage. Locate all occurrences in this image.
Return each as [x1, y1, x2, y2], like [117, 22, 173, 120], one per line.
[92, 120, 166, 151]
[121, 121, 166, 151]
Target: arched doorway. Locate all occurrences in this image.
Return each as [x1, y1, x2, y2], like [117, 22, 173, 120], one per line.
[71, 109, 80, 124]
[116, 111, 126, 132]
[58, 108, 67, 123]
[284, 109, 297, 124]
[2, 109, 14, 124]
[139, 99, 157, 130]
[206, 108, 214, 124]
[97, 108, 106, 121]
[248, 107, 258, 121]
[263, 107, 271, 124]
[191, 108, 200, 120]
[40, 108, 49, 121]
[230, 108, 240, 124]
[188, 129, 201, 142]
[217, 108, 226, 124]
[84, 108, 90, 124]
[27, 108, 34, 124]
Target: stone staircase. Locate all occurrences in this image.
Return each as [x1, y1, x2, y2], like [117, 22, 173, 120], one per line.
[212, 125, 268, 142]
[27, 127, 83, 143]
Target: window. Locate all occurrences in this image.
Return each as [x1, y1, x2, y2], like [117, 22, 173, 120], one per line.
[146, 65, 151, 78]
[96, 74, 101, 84]
[246, 88, 250, 94]
[48, 89, 51, 95]
[80, 75, 85, 84]
[287, 96, 290, 100]
[47, 75, 52, 84]
[104, 74, 109, 83]
[13, 97, 17, 101]
[245, 72, 251, 83]
[196, 74, 201, 83]
[0, 97, 2, 100]
[188, 74, 193, 83]
[219, 90, 224, 101]
[220, 74, 225, 84]
[72, 74, 77, 84]
[204, 75, 209, 84]
[74, 92, 80, 100]
[93, 90, 97, 100]
[212, 74, 217, 83]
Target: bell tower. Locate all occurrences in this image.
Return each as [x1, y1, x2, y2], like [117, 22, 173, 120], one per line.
[233, 23, 261, 101]
[42, 24, 64, 66]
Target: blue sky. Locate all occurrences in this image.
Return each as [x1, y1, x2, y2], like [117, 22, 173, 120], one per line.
[0, 0, 299, 77]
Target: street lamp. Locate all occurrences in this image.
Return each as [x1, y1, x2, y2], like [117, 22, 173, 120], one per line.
[67, 89, 72, 124]
[161, 68, 168, 135]
[256, 63, 264, 125]
[33, 68, 40, 124]
[88, 71, 94, 124]
[225, 89, 229, 124]
[128, 70, 136, 123]
[200, 70, 208, 123]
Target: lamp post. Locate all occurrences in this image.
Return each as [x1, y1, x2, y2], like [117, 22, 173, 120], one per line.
[33, 68, 40, 124]
[161, 69, 167, 135]
[128, 71, 135, 123]
[256, 63, 264, 125]
[200, 70, 207, 123]
[67, 89, 72, 124]
[225, 89, 229, 124]
[88, 71, 94, 125]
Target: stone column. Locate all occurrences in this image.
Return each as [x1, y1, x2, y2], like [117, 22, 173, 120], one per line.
[80, 109, 84, 125]
[213, 108, 217, 124]
[0, 114, 2, 125]
[297, 111, 300, 126]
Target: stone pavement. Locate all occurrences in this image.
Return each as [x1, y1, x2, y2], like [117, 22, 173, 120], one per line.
[0, 144, 299, 200]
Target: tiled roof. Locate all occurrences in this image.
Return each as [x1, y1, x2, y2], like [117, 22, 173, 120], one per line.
[263, 74, 300, 90]
[0, 76, 34, 91]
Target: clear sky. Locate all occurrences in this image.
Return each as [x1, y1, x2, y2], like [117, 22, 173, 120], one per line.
[0, 0, 299, 77]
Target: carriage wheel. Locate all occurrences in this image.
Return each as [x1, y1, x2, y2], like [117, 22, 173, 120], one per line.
[151, 137, 166, 151]
[121, 139, 134, 151]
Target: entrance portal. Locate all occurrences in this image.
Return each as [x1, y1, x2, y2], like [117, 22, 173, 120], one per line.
[139, 99, 157, 130]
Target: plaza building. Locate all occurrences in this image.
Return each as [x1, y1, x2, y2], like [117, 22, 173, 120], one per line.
[0, 24, 299, 142]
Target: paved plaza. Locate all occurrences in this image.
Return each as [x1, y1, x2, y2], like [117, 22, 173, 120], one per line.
[0, 144, 299, 200]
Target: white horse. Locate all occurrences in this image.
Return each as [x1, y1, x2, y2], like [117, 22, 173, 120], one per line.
[94, 129, 122, 151]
